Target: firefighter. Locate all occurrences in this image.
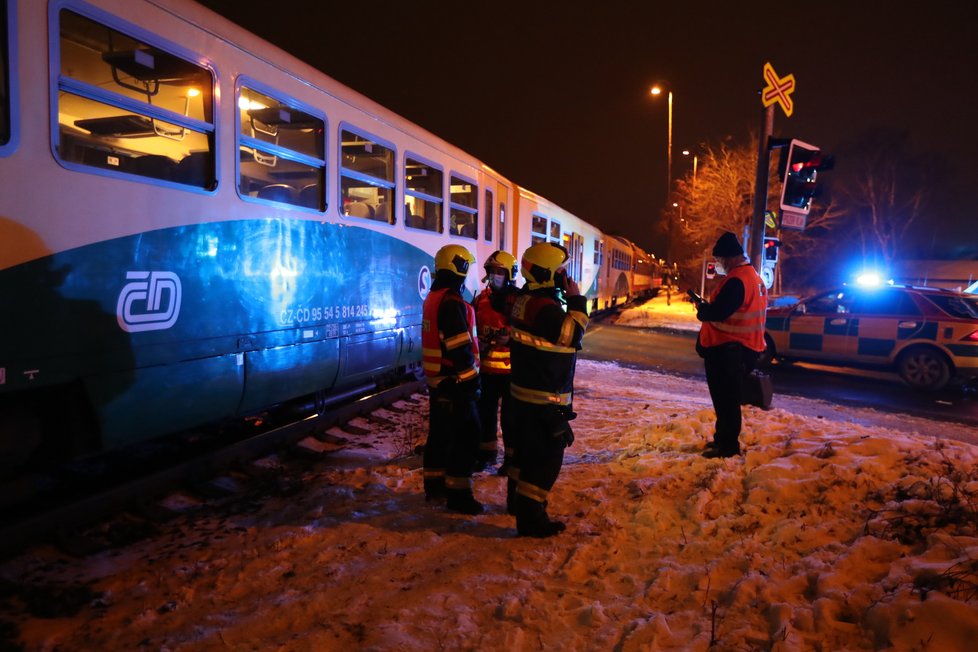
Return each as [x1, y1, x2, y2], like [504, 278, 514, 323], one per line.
[507, 242, 589, 537]
[421, 244, 484, 514]
[471, 250, 519, 473]
[693, 231, 769, 458]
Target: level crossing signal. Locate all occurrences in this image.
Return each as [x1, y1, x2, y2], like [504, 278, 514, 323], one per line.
[778, 139, 833, 217]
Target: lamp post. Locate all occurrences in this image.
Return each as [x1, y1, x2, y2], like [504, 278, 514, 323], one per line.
[650, 85, 673, 198]
[682, 149, 698, 189]
[650, 85, 673, 267]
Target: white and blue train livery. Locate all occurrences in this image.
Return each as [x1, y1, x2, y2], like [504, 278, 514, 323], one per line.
[0, 0, 654, 469]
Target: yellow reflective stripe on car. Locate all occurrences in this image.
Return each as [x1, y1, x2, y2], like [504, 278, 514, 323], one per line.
[511, 327, 576, 353]
[510, 383, 572, 406]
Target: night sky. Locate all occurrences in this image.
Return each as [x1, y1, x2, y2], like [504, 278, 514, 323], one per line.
[195, 0, 978, 256]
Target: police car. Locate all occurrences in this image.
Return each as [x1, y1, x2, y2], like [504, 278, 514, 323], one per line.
[761, 284, 978, 391]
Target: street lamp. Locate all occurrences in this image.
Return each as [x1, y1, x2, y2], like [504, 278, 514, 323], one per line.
[649, 85, 673, 198]
[682, 149, 698, 189]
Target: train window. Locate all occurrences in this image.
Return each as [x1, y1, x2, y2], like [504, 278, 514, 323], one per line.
[404, 155, 443, 232]
[237, 83, 326, 210]
[593, 239, 601, 265]
[340, 127, 394, 223]
[483, 189, 493, 241]
[549, 220, 562, 243]
[531, 214, 547, 244]
[449, 174, 478, 239]
[56, 9, 215, 189]
[0, 0, 10, 150]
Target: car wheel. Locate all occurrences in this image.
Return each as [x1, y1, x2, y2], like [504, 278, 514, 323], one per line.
[897, 346, 951, 391]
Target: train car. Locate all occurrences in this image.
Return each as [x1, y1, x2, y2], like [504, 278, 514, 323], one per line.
[511, 186, 605, 314]
[0, 0, 597, 468]
[628, 241, 661, 298]
[599, 235, 637, 309]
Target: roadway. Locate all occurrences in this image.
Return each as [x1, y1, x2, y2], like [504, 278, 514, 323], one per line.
[581, 321, 978, 439]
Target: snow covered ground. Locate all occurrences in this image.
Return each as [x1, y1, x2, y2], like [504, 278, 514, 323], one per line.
[2, 295, 978, 651]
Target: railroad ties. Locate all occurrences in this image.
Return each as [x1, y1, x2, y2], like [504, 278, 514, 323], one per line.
[0, 382, 428, 561]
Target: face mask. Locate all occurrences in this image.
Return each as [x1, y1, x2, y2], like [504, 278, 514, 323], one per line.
[488, 271, 507, 290]
[713, 261, 727, 276]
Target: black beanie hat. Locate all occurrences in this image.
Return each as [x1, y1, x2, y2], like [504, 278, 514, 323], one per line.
[712, 231, 744, 257]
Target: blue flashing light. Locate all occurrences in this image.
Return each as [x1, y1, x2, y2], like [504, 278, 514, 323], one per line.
[856, 272, 882, 287]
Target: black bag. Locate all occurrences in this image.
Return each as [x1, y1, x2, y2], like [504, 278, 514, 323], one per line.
[742, 370, 773, 410]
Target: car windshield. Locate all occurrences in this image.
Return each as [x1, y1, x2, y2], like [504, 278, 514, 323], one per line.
[923, 294, 978, 319]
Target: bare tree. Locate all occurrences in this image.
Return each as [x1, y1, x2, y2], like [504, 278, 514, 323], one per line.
[837, 129, 941, 268]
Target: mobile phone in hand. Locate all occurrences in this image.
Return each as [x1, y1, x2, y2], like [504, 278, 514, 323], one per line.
[687, 289, 704, 304]
[554, 269, 567, 290]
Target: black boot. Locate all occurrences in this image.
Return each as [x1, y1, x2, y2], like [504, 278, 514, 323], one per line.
[424, 478, 446, 502]
[506, 478, 518, 515]
[514, 494, 565, 538]
[446, 489, 485, 515]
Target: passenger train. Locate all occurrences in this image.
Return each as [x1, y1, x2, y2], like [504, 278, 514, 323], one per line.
[0, 0, 658, 468]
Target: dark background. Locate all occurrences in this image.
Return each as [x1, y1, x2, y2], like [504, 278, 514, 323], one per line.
[195, 0, 978, 258]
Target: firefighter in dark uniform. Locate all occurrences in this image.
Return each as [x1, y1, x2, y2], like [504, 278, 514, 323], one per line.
[508, 242, 589, 537]
[694, 231, 768, 458]
[471, 250, 519, 473]
[421, 244, 484, 514]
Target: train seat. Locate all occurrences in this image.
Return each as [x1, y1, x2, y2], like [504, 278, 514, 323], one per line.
[257, 183, 297, 203]
[374, 201, 389, 222]
[298, 184, 320, 209]
[175, 151, 212, 188]
[346, 201, 374, 218]
[128, 154, 177, 181]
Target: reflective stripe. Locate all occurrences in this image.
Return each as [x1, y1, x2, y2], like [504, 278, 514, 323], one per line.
[511, 327, 576, 353]
[457, 366, 477, 382]
[516, 480, 548, 503]
[445, 475, 473, 490]
[482, 349, 511, 372]
[700, 265, 767, 351]
[557, 310, 589, 347]
[712, 321, 764, 334]
[423, 469, 445, 479]
[506, 465, 520, 480]
[444, 331, 473, 350]
[511, 383, 572, 406]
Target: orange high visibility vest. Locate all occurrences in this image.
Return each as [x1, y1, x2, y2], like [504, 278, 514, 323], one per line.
[473, 288, 511, 375]
[422, 287, 479, 387]
[699, 264, 768, 352]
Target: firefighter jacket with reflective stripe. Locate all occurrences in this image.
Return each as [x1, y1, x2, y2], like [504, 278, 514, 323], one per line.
[509, 288, 589, 406]
[472, 286, 514, 375]
[422, 286, 480, 387]
[699, 263, 768, 352]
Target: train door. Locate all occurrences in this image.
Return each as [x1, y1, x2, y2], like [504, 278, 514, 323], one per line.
[497, 183, 510, 254]
[562, 232, 584, 284]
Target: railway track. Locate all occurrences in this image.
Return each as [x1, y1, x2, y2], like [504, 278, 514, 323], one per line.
[0, 380, 426, 560]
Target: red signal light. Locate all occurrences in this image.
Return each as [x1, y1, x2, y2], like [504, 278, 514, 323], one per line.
[963, 330, 978, 342]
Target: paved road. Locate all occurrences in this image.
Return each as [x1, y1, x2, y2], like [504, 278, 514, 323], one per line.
[581, 321, 978, 438]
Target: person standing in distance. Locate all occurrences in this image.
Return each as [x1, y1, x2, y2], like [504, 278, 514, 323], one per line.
[421, 244, 484, 514]
[471, 250, 519, 473]
[693, 231, 768, 458]
[508, 242, 589, 537]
